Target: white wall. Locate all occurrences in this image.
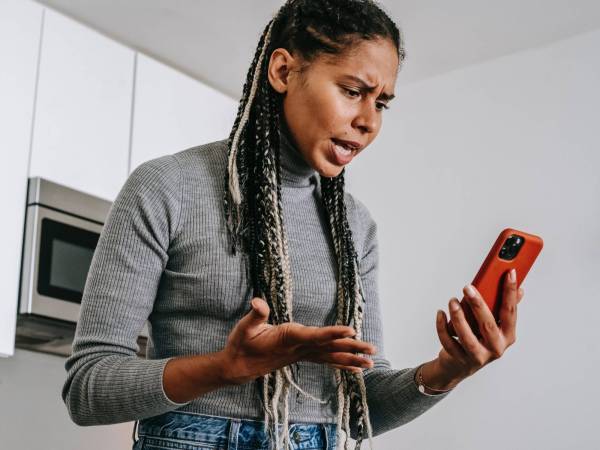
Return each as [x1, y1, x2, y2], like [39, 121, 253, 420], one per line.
[347, 29, 600, 450]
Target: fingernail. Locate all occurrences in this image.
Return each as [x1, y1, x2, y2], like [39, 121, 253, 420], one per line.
[509, 268, 516, 283]
[450, 299, 460, 311]
[465, 284, 476, 297]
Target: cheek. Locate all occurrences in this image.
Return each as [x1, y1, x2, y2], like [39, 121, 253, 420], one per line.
[312, 92, 353, 131]
[290, 90, 325, 127]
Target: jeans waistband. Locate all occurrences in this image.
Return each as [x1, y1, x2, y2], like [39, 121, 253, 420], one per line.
[135, 411, 338, 450]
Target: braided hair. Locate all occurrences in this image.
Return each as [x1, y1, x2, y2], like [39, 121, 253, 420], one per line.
[223, 1, 405, 448]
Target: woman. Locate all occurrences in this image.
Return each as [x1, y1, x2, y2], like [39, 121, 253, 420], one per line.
[62, 1, 525, 449]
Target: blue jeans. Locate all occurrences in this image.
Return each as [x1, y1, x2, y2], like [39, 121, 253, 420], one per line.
[132, 411, 338, 450]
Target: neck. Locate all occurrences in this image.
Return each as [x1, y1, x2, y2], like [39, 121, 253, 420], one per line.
[278, 121, 317, 188]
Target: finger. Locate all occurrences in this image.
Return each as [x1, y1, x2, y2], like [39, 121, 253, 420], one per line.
[499, 269, 518, 340]
[436, 310, 468, 363]
[448, 297, 486, 363]
[463, 284, 503, 351]
[447, 318, 457, 337]
[318, 338, 377, 355]
[287, 324, 356, 347]
[317, 351, 374, 369]
[329, 363, 363, 373]
[239, 297, 270, 329]
[449, 286, 523, 336]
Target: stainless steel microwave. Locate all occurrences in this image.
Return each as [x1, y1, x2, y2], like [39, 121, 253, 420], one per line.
[16, 177, 148, 357]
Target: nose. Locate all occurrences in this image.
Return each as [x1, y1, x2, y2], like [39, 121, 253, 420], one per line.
[352, 102, 378, 135]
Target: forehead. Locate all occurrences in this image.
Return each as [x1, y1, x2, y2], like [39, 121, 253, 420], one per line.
[312, 38, 399, 85]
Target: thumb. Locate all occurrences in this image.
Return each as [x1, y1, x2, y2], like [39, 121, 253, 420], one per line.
[243, 297, 270, 327]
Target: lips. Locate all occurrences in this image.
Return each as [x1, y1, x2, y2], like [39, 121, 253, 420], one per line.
[330, 138, 359, 165]
[331, 138, 361, 151]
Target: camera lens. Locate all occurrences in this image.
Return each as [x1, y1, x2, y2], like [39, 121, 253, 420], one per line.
[499, 234, 524, 261]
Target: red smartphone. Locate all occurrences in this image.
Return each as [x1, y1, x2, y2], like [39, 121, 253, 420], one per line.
[448, 227, 543, 338]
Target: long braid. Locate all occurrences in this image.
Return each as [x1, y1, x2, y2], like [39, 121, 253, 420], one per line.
[224, 18, 274, 254]
[224, 1, 404, 449]
[225, 9, 296, 449]
[321, 174, 374, 450]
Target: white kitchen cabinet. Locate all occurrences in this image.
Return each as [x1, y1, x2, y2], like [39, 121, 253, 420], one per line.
[130, 53, 237, 172]
[29, 8, 135, 202]
[0, 0, 44, 357]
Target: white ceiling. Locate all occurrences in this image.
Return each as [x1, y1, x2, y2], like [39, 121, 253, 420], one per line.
[34, 0, 600, 99]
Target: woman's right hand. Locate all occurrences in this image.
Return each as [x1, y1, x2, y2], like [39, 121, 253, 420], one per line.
[217, 297, 377, 385]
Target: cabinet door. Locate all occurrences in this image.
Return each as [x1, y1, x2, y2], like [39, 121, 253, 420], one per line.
[0, 0, 44, 357]
[130, 53, 237, 171]
[29, 8, 135, 202]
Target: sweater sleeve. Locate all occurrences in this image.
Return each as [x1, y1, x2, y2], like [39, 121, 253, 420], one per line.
[61, 155, 191, 426]
[347, 196, 452, 440]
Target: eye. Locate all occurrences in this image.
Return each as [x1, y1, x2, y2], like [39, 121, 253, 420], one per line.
[342, 87, 361, 98]
[341, 86, 390, 111]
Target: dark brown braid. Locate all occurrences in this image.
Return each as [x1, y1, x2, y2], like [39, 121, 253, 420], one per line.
[223, 1, 405, 449]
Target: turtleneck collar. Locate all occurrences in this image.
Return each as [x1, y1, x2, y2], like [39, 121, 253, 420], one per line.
[278, 121, 317, 188]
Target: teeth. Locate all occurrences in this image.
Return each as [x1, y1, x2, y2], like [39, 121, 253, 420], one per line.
[334, 143, 352, 155]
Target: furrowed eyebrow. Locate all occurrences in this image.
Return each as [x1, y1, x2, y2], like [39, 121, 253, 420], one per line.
[341, 75, 395, 101]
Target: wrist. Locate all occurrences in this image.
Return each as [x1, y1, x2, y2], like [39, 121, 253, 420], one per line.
[215, 349, 255, 386]
[416, 358, 465, 392]
[162, 351, 230, 404]
[214, 350, 236, 386]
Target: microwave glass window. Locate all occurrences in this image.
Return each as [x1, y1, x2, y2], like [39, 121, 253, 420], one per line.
[38, 218, 100, 304]
[50, 238, 95, 293]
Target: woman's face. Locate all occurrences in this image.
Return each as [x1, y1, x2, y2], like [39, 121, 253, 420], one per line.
[267, 37, 399, 177]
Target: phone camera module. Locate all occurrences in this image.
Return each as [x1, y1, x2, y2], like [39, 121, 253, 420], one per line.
[498, 234, 525, 261]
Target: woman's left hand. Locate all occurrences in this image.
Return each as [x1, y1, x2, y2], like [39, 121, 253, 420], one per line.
[435, 269, 525, 381]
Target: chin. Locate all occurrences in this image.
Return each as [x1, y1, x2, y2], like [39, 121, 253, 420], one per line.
[317, 166, 345, 178]
[311, 152, 346, 178]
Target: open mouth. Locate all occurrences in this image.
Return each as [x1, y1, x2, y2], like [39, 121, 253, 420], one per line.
[331, 138, 360, 152]
[330, 138, 358, 164]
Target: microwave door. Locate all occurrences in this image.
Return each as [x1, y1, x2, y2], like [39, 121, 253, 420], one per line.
[20, 206, 103, 323]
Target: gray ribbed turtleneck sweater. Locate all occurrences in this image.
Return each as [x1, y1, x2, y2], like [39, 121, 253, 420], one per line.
[62, 129, 451, 438]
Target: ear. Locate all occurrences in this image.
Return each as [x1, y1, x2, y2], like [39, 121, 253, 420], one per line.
[267, 48, 297, 94]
